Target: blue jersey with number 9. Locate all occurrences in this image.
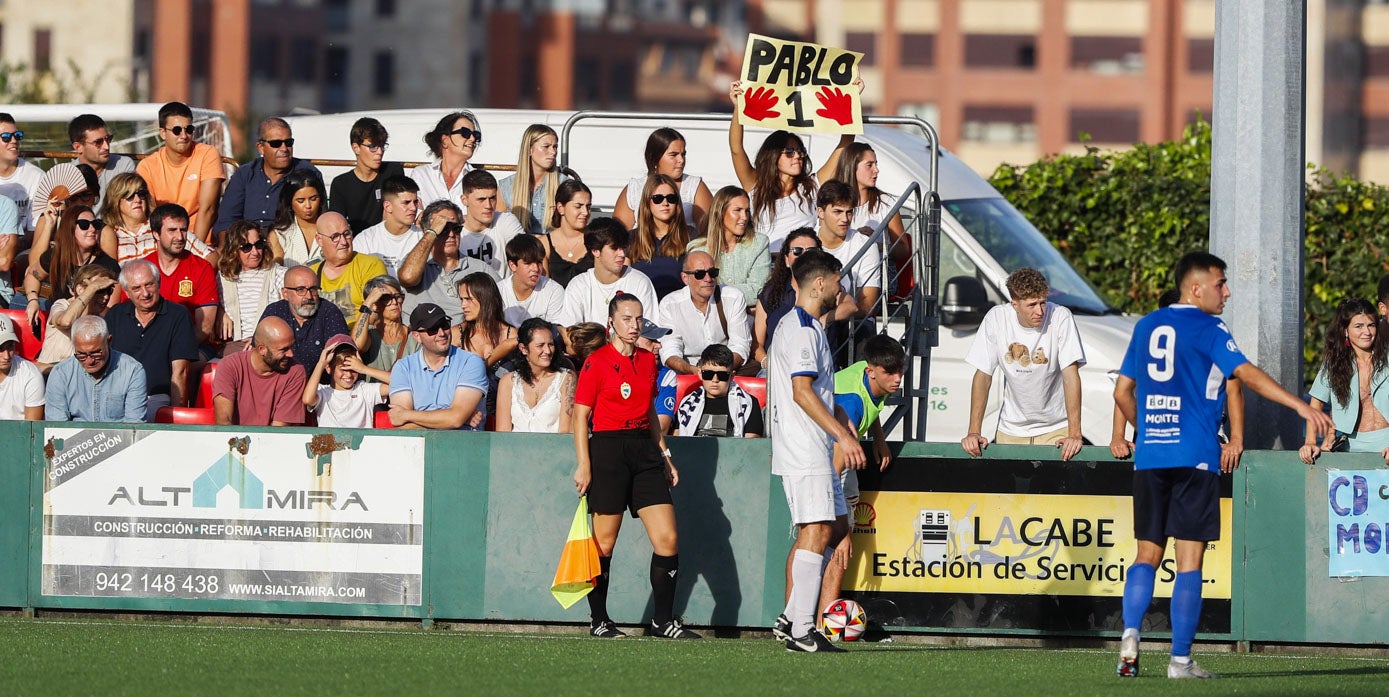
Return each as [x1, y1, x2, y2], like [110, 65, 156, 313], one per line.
[1119, 306, 1249, 471]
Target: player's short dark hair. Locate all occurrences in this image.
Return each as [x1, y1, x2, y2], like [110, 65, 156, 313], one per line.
[863, 335, 906, 373]
[461, 169, 498, 196]
[506, 233, 546, 265]
[1174, 251, 1227, 289]
[68, 114, 107, 145]
[158, 101, 193, 128]
[1157, 288, 1181, 308]
[0, 113, 13, 125]
[584, 217, 629, 253]
[698, 343, 735, 368]
[349, 117, 388, 146]
[149, 203, 190, 233]
[791, 248, 843, 287]
[381, 175, 418, 199]
[816, 179, 854, 209]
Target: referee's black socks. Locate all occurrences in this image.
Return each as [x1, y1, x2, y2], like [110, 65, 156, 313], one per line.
[589, 556, 613, 623]
[651, 554, 679, 625]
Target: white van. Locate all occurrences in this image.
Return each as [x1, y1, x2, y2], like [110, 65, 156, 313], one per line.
[286, 109, 1140, 444]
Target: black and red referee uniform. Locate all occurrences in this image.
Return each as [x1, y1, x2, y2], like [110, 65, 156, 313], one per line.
[574, 342, 672, 517]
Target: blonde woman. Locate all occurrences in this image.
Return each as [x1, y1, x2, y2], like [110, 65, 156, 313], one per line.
[99, 172, 213, 265]
[689, 185, 769, 309]
[498, 124, 569, 235]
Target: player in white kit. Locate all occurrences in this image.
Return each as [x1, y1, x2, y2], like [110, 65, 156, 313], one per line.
[767, 248, 865, 653]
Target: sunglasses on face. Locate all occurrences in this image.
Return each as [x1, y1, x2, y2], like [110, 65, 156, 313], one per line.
[86, 136, 112, 147]
[75, 219, 106, 232]
[682, 267, 720, 280]
[260, 138, 295, 149]
[447, 126, 482, 143]
[437, 221, 462, 237]
[238, 240, 269, 253]
[0, 131, 24, 142]
[163, 125, 193, 136]
[379, 294, 404, 304]
[122, 189, 149, 201]
[700, 369, 730, 382]
[782, 147, 807, 157]
[417, 324, 450, 336]
[786, 245, 817, 257]
[650, 193, 680, 206]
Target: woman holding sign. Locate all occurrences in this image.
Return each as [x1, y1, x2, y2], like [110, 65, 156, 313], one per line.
[727, 77, 862, 253]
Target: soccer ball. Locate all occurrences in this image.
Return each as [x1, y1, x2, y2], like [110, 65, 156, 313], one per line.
[821, 599, 867, 642]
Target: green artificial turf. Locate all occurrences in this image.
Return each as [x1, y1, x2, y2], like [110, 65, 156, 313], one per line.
[1, 618, 1387, 696]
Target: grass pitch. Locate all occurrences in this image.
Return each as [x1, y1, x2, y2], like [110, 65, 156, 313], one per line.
[1, 617, 1387, 696]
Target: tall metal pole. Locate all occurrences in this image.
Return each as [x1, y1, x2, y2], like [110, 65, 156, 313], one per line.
[1209, 3, 1307, 449]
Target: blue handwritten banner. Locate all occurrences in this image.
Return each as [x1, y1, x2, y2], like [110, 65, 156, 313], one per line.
[1328, 470, 1389, 577]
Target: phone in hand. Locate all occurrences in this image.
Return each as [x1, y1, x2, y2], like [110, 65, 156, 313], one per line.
[30, 315, 41, 340]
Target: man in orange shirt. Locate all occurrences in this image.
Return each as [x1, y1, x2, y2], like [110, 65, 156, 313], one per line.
[135, 102, 225, 245]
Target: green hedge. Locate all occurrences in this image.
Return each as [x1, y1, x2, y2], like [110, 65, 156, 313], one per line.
[988, 120, 1389, 384]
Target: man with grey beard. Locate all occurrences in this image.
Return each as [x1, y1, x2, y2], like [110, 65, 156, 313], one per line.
[258, 264, 349, 375]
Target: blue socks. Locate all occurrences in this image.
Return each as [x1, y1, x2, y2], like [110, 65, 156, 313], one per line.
[1122, 562, 1156, 632]
[1170, 570, 1203, 658]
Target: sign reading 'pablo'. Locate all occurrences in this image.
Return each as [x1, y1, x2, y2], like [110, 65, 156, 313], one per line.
[739, 34, 864, 135]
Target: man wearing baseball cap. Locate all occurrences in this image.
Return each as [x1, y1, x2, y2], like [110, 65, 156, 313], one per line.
[0, 316, 44, 420]
[387, 302, 488, 429]
[212, 316, 308, 426]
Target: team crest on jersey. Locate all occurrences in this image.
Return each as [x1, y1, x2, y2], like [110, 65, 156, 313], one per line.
[620, 382, 632, 399]
[177, 279, 194, 297]
[1227, 339, 1239, 352]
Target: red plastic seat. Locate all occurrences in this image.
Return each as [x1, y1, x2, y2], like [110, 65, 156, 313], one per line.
[155, 406, 216, 424]
[733, 376, 767, 408]
[196, 362, 219, 408]
[374, 410, 395, 429]
[674, 373, 701, 410]
[0, 307, 45, 361]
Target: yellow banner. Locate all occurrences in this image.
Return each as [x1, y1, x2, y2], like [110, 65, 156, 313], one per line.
[846, 491, 1232, 599]
[739, 34, 864, 134]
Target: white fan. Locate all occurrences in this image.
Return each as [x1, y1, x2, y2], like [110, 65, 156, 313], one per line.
[33, 164, 89, 216]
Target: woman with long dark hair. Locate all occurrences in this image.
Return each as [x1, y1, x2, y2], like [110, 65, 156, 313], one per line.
[628, 174, 692, 298]
[612, 127, 714, 231]
[23, 205, 120, 326]
[835, 141, 907, 261]
[217, 220, 286, 355]
[455, 271, 518, 367]
[495, 318, 574, 433]
[1302, 298, 1389, 462]
[541, 179, 593, 287]
[269, 170, 327, 266]
[572, 294, 698, 640]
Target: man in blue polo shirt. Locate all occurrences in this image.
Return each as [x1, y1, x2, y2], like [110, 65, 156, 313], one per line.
[1113, 252, 1333, 679]
[214, 117, 321, 236]
[387, 303, 487, 430]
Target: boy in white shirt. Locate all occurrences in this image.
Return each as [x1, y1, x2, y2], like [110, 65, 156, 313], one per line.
[816, 179, 881, 319]
[557, 218, 661, 327]
[499, 234, 565, 327]
[457, 169, 525, 275]
[302, 334, 391, 428]
[352, 176, 422, 277]
[961, 267, 1087, 460]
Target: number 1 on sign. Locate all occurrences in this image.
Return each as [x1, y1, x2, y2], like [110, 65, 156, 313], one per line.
[784, 90, 813, 128]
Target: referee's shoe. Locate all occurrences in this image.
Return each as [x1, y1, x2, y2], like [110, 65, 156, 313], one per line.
[645, 617, 702, 639]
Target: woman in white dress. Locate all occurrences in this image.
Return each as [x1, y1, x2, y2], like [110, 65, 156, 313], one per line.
[218, 220, 286, 355]
[495, 318, 574, 433]
[612, 127, 713, 231]
[268, 171, 326, 267]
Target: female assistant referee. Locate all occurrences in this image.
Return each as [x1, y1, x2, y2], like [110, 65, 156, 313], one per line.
[572, 293, 700, 639]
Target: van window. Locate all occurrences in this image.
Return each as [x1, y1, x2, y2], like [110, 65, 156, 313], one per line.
[944, 198, 1113, 315]
[939, 231, 1004, 305]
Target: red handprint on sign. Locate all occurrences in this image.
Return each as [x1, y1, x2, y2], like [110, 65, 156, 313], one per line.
[815, 86, 855, 126]
[742, 86, 782, 122]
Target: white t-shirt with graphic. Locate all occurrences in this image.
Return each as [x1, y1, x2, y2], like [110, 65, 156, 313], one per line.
[964, 302, 1087, 437]
[312, 381, 387, 429]
[457, 212, 524, 276]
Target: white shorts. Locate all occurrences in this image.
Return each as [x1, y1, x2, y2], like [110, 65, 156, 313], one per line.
[839, 467, 860, 506]
[781, 473, 849, 525]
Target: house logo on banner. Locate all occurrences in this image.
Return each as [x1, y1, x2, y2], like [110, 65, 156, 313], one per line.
[192, 437, 263, 509]
[739, 34, 864, 135]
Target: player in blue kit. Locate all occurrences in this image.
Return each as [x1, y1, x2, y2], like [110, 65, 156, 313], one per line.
[1112, 252, 1332, 679]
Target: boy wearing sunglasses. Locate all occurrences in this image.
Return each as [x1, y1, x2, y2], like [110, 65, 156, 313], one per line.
[674, 344, 763, 438]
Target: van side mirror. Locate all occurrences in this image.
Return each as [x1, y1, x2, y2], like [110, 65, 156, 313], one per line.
[941, 276, 991, 327]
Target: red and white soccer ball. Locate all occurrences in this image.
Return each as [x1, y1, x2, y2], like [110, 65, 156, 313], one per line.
[822, 599, 867, 642]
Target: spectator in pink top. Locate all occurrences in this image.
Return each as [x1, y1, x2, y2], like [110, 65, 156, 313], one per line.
[212, 316, 307, 426]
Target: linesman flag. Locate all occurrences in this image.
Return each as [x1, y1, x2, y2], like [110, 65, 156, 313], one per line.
[551, 496, 602, 609]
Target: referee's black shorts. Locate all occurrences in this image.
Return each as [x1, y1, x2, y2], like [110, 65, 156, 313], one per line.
[588, 429, 673, 518]
[1132, 467, 1222, 543]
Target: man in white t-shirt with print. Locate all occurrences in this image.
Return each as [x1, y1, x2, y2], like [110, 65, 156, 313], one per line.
[499, 233, 565, 327]
[767, 248, 863, 653]
[0, 316, 45, 420]
[0, 114, 44, 232]
[352, 175, 421, 278]
[556, 218, 661, 327]
[962, 267, 1086, 460]
[456, 169, 524, 276]
[816, 179, 881, 319]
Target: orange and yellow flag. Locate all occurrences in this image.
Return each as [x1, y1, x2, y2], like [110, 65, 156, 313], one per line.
[551, 496, 602, 609]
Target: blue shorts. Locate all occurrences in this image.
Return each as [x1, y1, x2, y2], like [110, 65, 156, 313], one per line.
[1132, 468, 1221, 543]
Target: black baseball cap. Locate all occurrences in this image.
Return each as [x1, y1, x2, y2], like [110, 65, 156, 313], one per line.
[409, 303, 450, 331]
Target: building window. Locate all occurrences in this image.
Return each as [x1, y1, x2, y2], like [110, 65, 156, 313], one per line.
[1367, 47, 1389, 79]
[34, 28, 52, 72]
[962, 105, 1036, 143]
[468, 51, 484, 102]
[375, 0, 396, 18]
[373, 51, 394, 96]
[1068, 108, 1140, 143]
[1187, 38, 1214, 73]
[324, 0, 350, 32]
[846, 32, 875, 66]
[610, 61, 635, 103]
[964, 34, 1036, 69]
[251, 36, 279, 79]
[191, 31, 210, 79]
[1365, 118, 1389, 149]
[576, 58, 601, 104]
[1070, 36, 1143, 74]
[290, 40, 318, 83]
[901, 33, 934, 67]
